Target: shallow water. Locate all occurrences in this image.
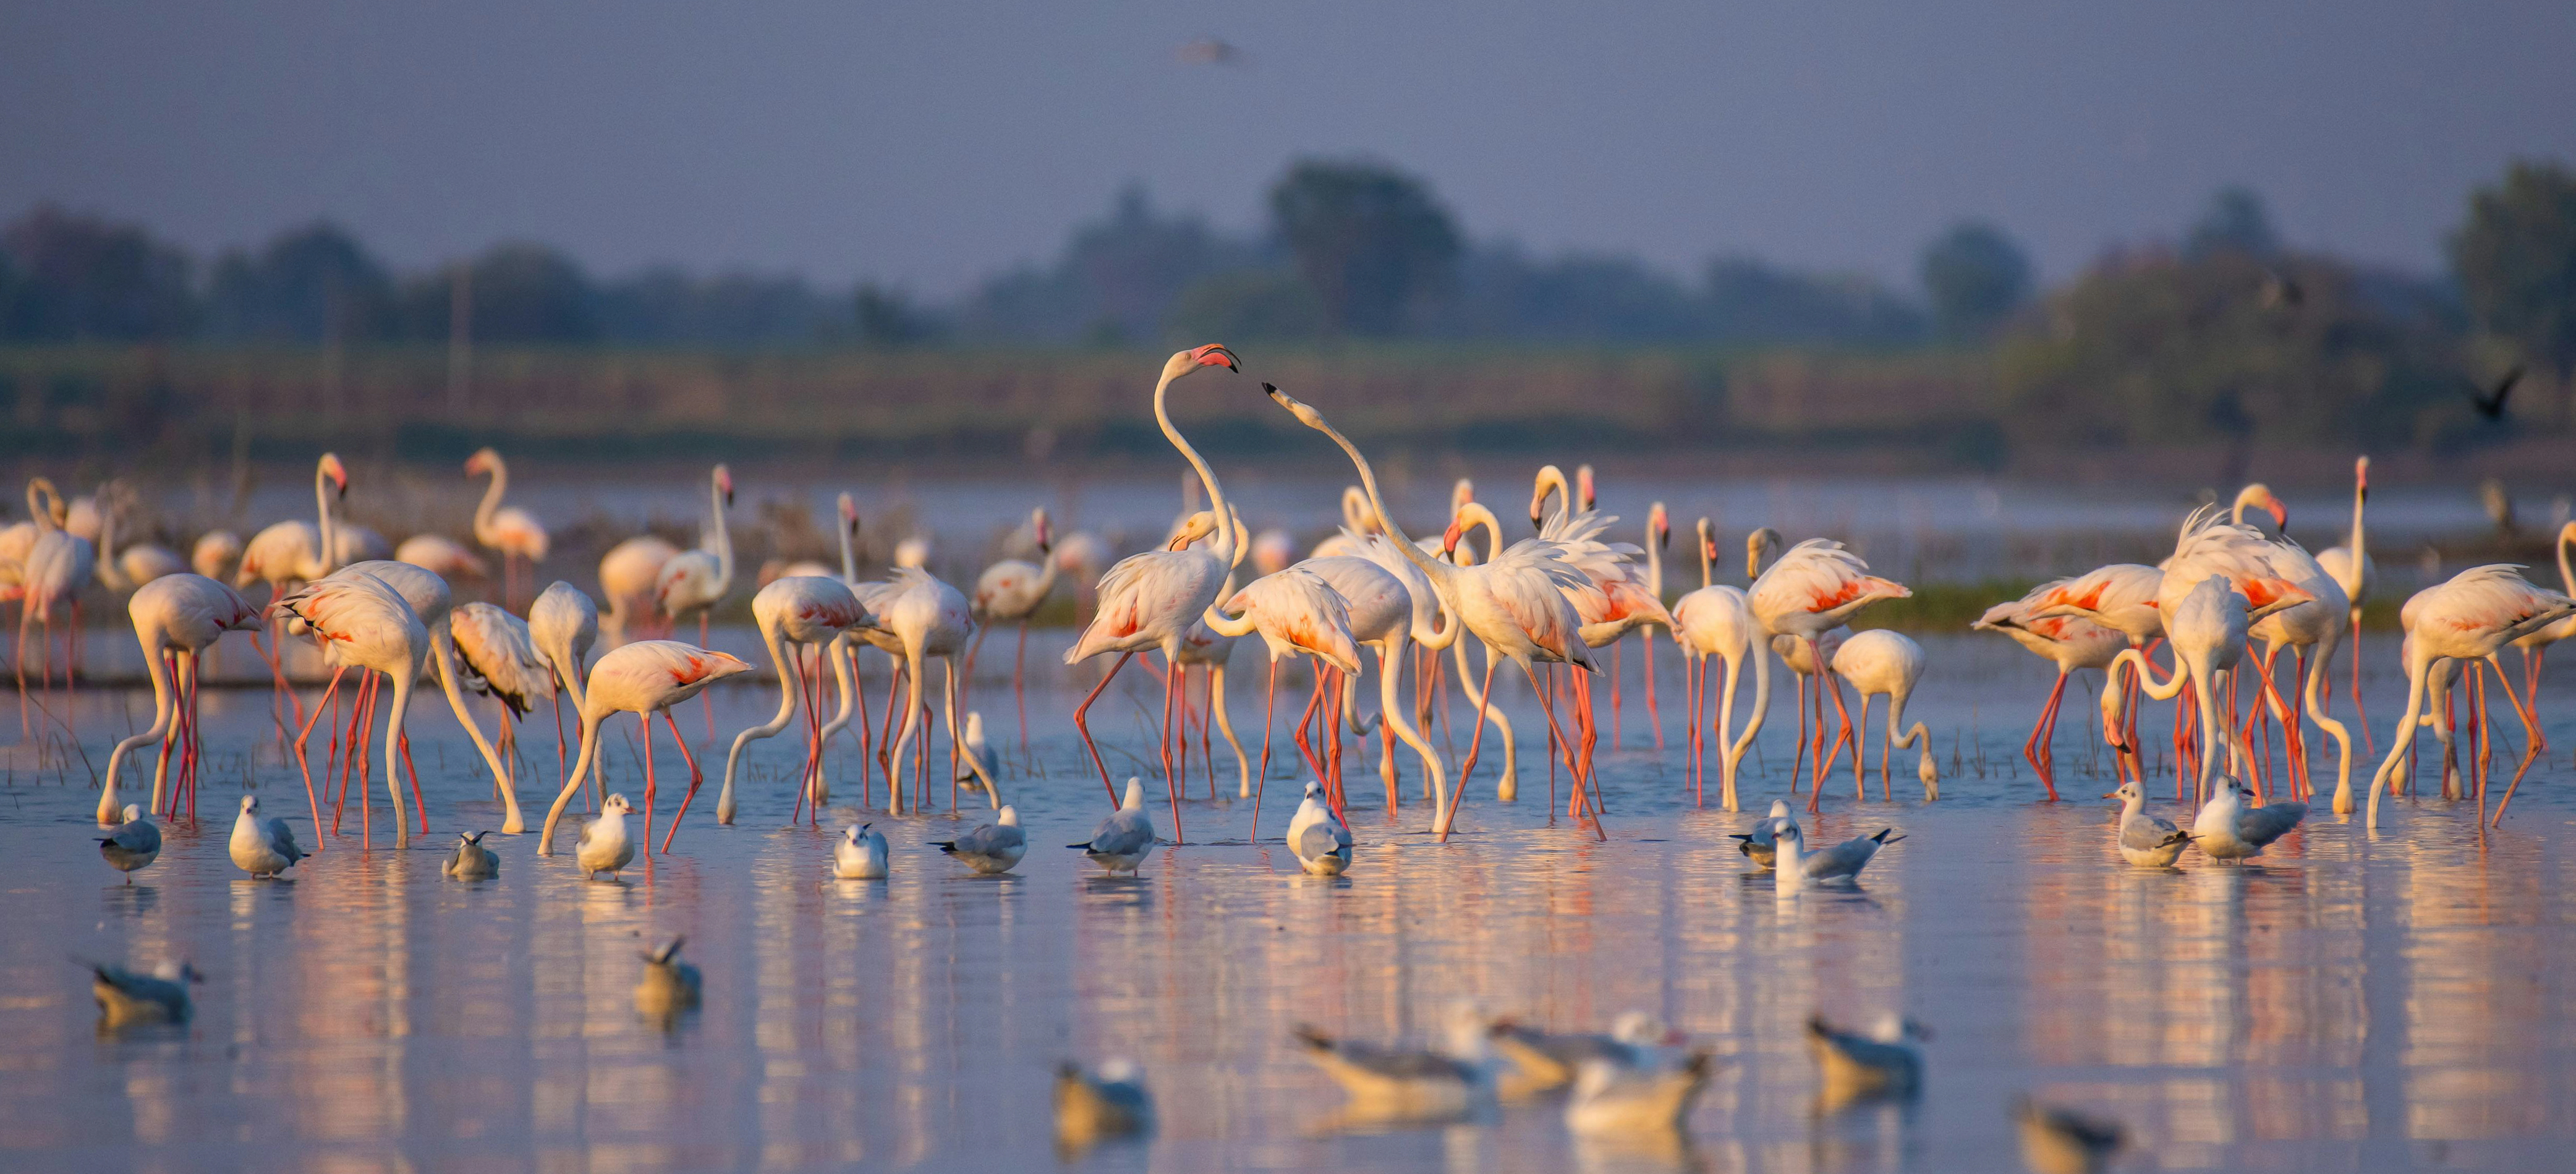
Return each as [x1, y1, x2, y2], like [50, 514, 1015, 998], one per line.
[5, 631, 2576, 1172]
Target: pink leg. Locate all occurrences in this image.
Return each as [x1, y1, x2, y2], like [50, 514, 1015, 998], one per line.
[640, 712, 657, 852]
[1072, 650, 1136, 805]
[1439, 656, 1502, 841]
[661, 710, 707, 853]
[1253, 658, 1280, 842]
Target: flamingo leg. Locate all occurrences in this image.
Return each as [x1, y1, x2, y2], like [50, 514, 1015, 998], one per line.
[402, 733, 428, 836]
[2029, 672, 2067, 801]
[1254, 657, 1279, 842]
[1160, 652, 1185, 843]
[291, 667, 347, 844]
[1788, 671, 1810, 794]
[1072, 650, 1134, 806]
[1610, 639, 1623, 750]
[1290, 666, 1329, 787]
[2350, 612, 2375, 756]
[640, 711, 657, 852]
[1809, 638, 1854, 814]
[1013, 619, 1031, 769]
[1440, 654, 1501, 841]
[2486, 655, 2548, 824]
[1641, 629, 1664, 751]
[660, 709, 708, 853]
[1523, 662, 1605, 839]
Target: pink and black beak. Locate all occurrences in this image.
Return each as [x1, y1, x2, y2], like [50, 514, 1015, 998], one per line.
[1442, 519, 1465, 559]
[716, 466, 735, 509]
[1190, 343, 1239, 372]
[1576, 465, 1596, 512]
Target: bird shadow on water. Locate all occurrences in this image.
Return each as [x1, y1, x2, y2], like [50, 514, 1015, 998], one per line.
[1078, 876, 1154, 908]
[99, 884, 161, 914]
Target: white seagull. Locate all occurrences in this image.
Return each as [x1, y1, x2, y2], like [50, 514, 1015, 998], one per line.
[2107, 781, 2193, 868]
[935, 806, 1027, 875]
[1774, 822, 1902, 892]
[443, 830, 500, 878]
[1728, 800, 1795, 869]
[97, 806, 161, 882]
[1808, 1013, 1931, 1101]
[1055, 1059, 1154, 1146]
[1291, 1001, 1498, 1120]
[2193, 775, 2306, 861]
[835, 823, 890, 879]
[1070, 779, 1157, 875]
[88, 960, 203, 1027]
[577, 794, 637, 879]
[1287, 780, 1354, 875]
[228, 794, 306, 878]
[635, 935, 702, 1019]
[1489, 1011, 1683, 1097]
[1565, 1051, 1716, 1135]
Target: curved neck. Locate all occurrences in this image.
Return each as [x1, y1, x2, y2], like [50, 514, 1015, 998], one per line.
[26, 483, 53, 534]
[2561, 529, 2575, 595]
[475, 458, 508, 540]
[1281, 396, 1453, 598]
[1645, 515, 1663, 596]
[837, 515, 856, 583]
[1533, 466, 1569, 532]
[705, 472, 733, 584]
[1155, 368, 1233, 568]
[1696, 527, 1713, 590]
[2347, 477, 2366, 566]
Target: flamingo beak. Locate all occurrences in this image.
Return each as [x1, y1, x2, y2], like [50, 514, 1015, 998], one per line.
[2265, 496, 2287, 530]
[1193, 344, 1239, 372]
[1442, 519, 1464, 557]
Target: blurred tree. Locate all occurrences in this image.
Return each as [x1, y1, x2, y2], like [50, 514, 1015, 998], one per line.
[203, 221, 396, 342]
[960, 185, 1258, 342]
[1163, 268, 1323, 341]
[0, 205, 196, 340]
[1918, 221, 2031, 338]
[1439, 246, 1702, 341]
[2183, 186, 2281, 259]
[2451, 159, 2576, 374]
[1702, 257, 1925, 344]
[400, 244, 598, 342]
[854, 284, 936, 347]
[597, 268, 833, 344]
[1269, 160, 1461, 334]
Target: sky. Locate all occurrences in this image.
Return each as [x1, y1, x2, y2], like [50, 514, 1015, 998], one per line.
[5, 2, 2573, 297]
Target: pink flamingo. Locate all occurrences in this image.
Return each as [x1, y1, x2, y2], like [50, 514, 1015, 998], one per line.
[97, 574, 261, 826]
[598, 534, 679, 645]
[1828, 629, 1939, 801]
[969, 506, 1061, 767]
[1974, 585, 2128, 798]
[655, 464, 736, 739]
[15, 477, 94, 729]
[1205, 556, 1362, 825]
[1063, 344, 1244, 840]
[448, 600, 551, 832]
[1261, 385, 1598, 841]
[2314, 457, 2378, 750]
[465, 447, 550, 610]
[272, 571, 430, 847]
[1748, 538, 1911, 813]
[2371, 566, 2576, 827]
[2507, 521, 2576, 732]
[529, 580, 599, 799]
[236, 454, 347, 733]
[1671, 517, 1770, 811]
[536, 639, 754, 857]
[718, 574, 870, 825]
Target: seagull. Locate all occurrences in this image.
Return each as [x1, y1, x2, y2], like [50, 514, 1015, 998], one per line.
[1774, 823, 1902, 893]
[2193, 775, 2306, 861]
[88, 960, 202, 1027]
[835, 823, 890, 879]
[577, 794, 637, 880]
[1489, 1011, 1684, 1097]
[1055, 1059, 1154, 1147]
[2107, 781, 2193, 868]
[1291, 1001, 1497, 1120]
[1070, 779, 1156, 875]
[97, 805, 161, 882]
[1286, 781, 1354, 875]
[1728, 800, 1795, 869]
[935, 806, 1027, 875]
[635, 936, 702, 1020]
[228, 794, 306, 879]
[2015, 1095, 2127, 1174]
[1808, 1013, 1930, 1102]
[1564, 1052, 1716, 1135]
[442, 830, 500, 878]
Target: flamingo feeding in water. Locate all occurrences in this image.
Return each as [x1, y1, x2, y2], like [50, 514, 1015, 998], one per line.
[466, 447, 550, 610]
[96, 574, 262, 827]
[2365, 565, 2575, 828]
[1063, 344, 1244, 842]
[1748, 538, 1911, 813]
[1829, 629, 1939, 801]
[1974, 584, 2128, 798]
[536, 639, 754, 856]
[1671, 517, 1770, 811]
[271, 570, 430, 847]
[718, 574, 870, 826]
[529, 580, 600, 797]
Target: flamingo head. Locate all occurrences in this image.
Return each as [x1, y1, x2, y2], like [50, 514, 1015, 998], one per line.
[1167, 512, 1218, 550]
[319, 453, 349, 500]
[1032, 507, 1053, 555]
[1577, 464, 1596, 511]
[1440, 517, 1466, 559]
[837, 491, 859, 537]
[1697, 517, 1717, 564]
[1649, 503, 1670, 551]
[1528, 465, 1567, 529]
[464, 447, 500, 477]
[2234, 483, 2285, 532]
[1451, 478, 1474, 511]
[713, 465, 734, 509]
[1261, 383, 1327, 432]
[1167, 344, 1238, 381]
[2354, 455, 2370, 499]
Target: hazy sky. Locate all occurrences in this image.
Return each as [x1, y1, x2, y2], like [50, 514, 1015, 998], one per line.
[6, 2, 2572, 296]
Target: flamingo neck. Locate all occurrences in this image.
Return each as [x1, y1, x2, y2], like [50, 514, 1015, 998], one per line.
[706, 474, 733, 588]
[2559, 529, 2574, 596]
[1697, 534, 1712, 591]
[475, 458, 508, 543]
[836, 516, 856, 584]
[1644, 518, 1662, 597]
[1154, 367, 1233, 569]
[314, 462, 339, 577]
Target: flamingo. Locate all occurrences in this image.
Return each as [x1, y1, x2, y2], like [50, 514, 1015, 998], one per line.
[190, 530, 242, 582]
[1973, 585, 2127, 798]
[91, 486, 185, 592]
[465, 447, 550, 609]
[653, 463, 736, 671]
[1632, 501, 1672, 749]
[236, 453, 346, 728]
[1829, 629, 1939, 801]
[1053, 530, 1111, 624]
[449, 601, 552, 829]
[96, 574, 261, 826]
[529, 580, 600, 801]
[271, 570, 430, 846]
[1251, 527, 1296, 576]
[2315, 456, 2378, 747]
[1299, 549, 1443, 813]
[1260, 383, 1597, 841]
[2366, 566, 2575, 827]
[16, 477, 96, 726]
[2507, 521, 2576, 727]
[1432, 503, 1521, 803]
[2224, 491, 2357, 810]
[535, 639, 754, 856]
[1167, 508, 1255, 802]
[2101, 574, 2310, 801]
[1206, 559, 1362, 822]
[395, 534, 489, 584]
[311, 560, 523, 835]
[717, 574, 869, 825]
[1670, 517, 1770, 811]
[969, 506, 1061, 765]
[877, 566, 1000, 814]
[1748, 538, 1911, 812]
[598, 534, 680, 645]
[1307, 487, 1380, 559]
[1063, 344, 1245, 840]
[1743, 526, 1840, 788]
[1529, 466, 1673, 785]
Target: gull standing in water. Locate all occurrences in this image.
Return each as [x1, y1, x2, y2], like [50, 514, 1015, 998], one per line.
[88, 961, 202, 1027]
[1808, 1013, 1931, 1102]
[96, 806, 161, 882]
[1070, 779, 1156, 875]
[2192, 775, 2306, 861]
[1730, 800, 1795, 869]
[1291, 1002, 1498, 1120]
[635, 937, 702, 1021]
[576, 794, 637, 880]
[1287, 780, 1354, 875]
[1489, 1011, 1683, 1097]
[835, 823, 890, 879]
[1565, 1052, 1716, 1135]
[229, 794, 305, 878]
[2107, 781, 2193, 868]
[443, 830, 500, 878]
[935, 806, 1027, 875]
[1773, 822, 1902, 892]
[1055, 1060, 1154, 1147]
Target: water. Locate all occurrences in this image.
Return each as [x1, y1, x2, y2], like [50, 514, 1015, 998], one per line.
[5, 630, 2575, 1172]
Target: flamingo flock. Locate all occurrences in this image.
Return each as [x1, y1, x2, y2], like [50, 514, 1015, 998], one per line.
[7, 342, 2567, 900]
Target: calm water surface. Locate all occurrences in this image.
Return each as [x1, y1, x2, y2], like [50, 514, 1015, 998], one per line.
[4, 632, 2574, 1172]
